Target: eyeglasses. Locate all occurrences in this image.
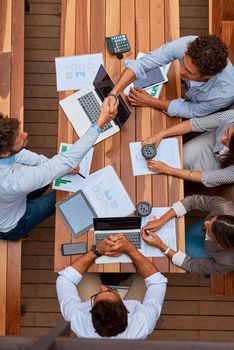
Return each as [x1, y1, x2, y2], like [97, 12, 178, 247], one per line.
[90, 287, 118, 307]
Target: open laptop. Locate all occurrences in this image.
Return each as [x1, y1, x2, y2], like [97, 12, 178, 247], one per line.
[93, 216, 142, 263]
[59, 64, 131, 144]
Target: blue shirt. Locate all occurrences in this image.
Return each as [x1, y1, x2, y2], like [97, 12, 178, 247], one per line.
[125, 36, 234, 119]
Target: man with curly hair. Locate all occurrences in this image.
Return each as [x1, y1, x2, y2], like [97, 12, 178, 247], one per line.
[104, 35, 234, 119]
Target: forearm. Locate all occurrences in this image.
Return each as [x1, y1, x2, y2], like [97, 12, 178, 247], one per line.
[159, 120, 192, 139]
[111, 68, 136, 95]
[71, 251, 96, 275]
[127, 247, 158, 278]
[160, 208, 177, 225]
[168, 167, 202, 183]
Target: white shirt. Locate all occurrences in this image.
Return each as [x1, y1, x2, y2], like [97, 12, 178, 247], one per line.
[0, 126, 99, 232]
[56, 266, 167, 339]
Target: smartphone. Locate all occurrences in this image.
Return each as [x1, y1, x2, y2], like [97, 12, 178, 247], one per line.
[133, 67, 167, 89]
[61, 242, 87, 256]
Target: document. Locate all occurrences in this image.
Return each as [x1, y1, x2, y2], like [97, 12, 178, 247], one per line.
[55, 53, 104, 91]
[85, 165, 135, 217]
[129, 138, 181, 176]
[124, 52, 171, 98]
[52, 144, 94, 192]
[140, 207, 177, 257]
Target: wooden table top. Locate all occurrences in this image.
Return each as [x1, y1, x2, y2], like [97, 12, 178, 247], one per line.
[54, 0, 185, 273]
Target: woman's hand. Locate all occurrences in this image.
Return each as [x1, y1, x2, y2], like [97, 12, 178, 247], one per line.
[142, 132, 163, 147]
[142, 216, 164, 234]
[128, 87, 156, 107]
[141, 229, 164, 249]
[147, 160, 172, 174]
[67, 165, 80, 175]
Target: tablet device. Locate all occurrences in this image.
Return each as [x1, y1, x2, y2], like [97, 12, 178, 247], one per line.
[133, 67, 168, 89]
[56, 190, 97, 237]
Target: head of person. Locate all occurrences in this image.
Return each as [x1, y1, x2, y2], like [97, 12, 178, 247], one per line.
[220, 123, 234, 168]
[90, 285, 128, 337]
[204, 215, 234, 249]
[0, 113, 28, 158]
[180, 35, 228, 82]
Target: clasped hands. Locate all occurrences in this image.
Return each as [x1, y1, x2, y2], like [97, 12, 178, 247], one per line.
[97, 233, 133, 257]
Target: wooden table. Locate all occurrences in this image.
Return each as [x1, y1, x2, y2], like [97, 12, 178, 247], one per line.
[54, 0, 185, 273]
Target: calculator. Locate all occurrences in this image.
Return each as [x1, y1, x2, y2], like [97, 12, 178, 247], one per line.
[105, 34, 131, 55]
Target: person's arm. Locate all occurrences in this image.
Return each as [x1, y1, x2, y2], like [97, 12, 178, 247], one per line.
[147, 160, 202, 183]
[141, 209, 176, 234]
[179, 194, 228, 214]
[56, 237, 123, 321]
[201, 166, 234, 188]
[142, 120, 192, 146]
[15, 149, 48, 166]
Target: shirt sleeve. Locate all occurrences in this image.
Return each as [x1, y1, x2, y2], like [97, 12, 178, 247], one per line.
[10, 125, 99, 194]
[171, 201, 187, 217]
[167, 99, 231, 119]
[173, 253, 234, 274]
[16, 149, 48, 165]
[179, 194, 227, 213]
[190, 110, 234, 132]
[125, 36, 196, 79]
[56, 266, 83, 321]
[141, 272, 167, 333]
[202, 166, 234, 187]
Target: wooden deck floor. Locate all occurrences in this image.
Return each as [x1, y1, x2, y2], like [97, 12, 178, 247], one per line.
[21, 0, 234, 340]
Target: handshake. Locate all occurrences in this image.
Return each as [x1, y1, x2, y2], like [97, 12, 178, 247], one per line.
[96, 96, 119, 129]
[96, 233, 134, 257]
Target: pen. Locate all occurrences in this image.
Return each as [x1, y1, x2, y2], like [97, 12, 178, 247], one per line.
[77, 172, 86, 179]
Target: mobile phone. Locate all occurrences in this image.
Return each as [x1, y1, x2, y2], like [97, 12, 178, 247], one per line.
[133, 67, 167, 89]
[61, 242, 87, 256]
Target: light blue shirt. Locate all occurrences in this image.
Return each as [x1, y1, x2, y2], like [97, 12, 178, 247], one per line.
[125, 36, 234, 118]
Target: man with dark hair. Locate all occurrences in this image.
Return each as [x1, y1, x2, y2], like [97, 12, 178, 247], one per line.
[56, 234, 167, 339]
[104, 35, 234, 119]
[0, 103, 116, 240]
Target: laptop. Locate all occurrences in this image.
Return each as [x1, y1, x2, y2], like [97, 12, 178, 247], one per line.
[93, 216, 142, 263]
[59, 64, 131, 144]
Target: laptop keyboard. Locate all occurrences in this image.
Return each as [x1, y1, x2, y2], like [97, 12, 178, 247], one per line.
[95, 231, 141, 249]
[77, 92, 112, 132]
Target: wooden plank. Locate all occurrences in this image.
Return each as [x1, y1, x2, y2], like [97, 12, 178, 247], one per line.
[54, 0, 77, 272]
[221, 21, 234, 64]
[120, 0, 136, 273]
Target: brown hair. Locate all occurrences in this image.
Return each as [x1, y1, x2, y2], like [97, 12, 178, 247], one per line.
[91, 300, 128, 337]
[0, 113, 20, 155]
[220, 129, 234, 168]
[186, 35, 228, 76]
[211, 215, 234, 249]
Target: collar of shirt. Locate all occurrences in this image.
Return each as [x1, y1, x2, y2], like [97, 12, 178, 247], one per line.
[0, 155, 16, 165]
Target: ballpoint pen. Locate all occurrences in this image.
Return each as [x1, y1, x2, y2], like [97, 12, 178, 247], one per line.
[77, 172, 86, 179]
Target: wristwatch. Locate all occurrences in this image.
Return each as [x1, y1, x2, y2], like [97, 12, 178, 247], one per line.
[91, 244, 102, 258]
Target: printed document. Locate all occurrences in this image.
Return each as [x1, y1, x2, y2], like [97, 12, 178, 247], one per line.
[55, 53, 103, 91]
[52, 144, 93, 192]
[129, 138, 181, 176]
[84, 165, 135, 217]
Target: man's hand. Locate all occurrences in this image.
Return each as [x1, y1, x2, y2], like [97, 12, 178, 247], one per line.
[142, 131, 164, 147]
[147, 160, 172, 174]
[67, 165, 80, 175]
[141, 215, 164, 234]
[104, 233, 136, 256]
[128, 87, 156, 107]
[141, 230, 166, 251]
[97, 234, 123, 257]
[96, 97, 118, 129]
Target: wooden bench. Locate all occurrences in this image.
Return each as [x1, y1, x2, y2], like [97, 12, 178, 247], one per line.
[54, 0, 185, 273]
[209, 0, 234, 296]
[0, 0, 24, 335]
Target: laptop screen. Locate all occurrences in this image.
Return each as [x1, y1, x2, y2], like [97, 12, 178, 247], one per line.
[93, 64, 114, 94]
[93, 216, 141, 231]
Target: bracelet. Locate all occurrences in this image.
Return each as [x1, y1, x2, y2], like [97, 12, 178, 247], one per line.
[108, 92, 118, 102]
[189, 170, 193, 179]
[163, 246, 171, 256]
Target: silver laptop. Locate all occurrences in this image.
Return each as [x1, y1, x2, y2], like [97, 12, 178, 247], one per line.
[59, 65, 131, 144]
[93, 217, 142, 263]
